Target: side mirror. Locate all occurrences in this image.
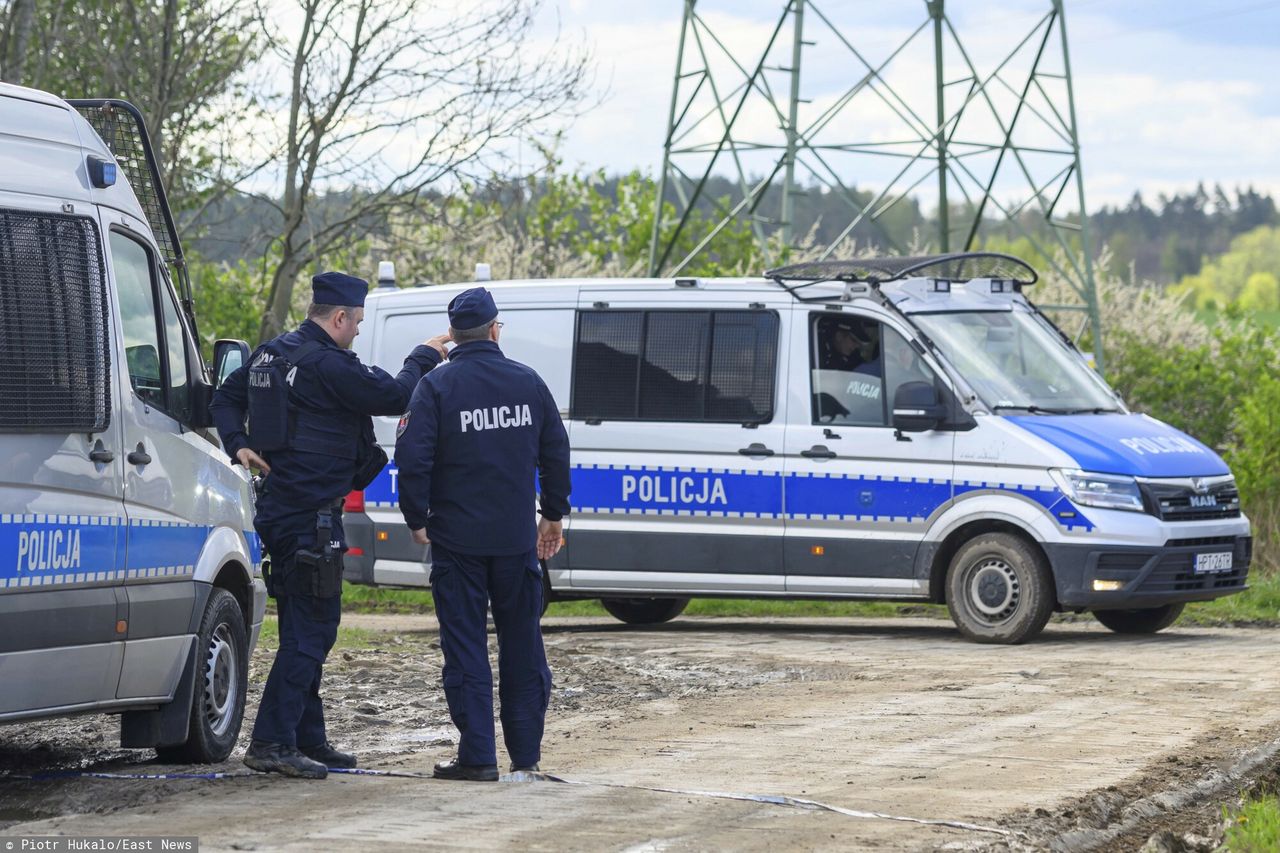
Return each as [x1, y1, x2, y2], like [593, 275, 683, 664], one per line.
[188, 378, 214, 429]
[212, 339, 251, 389]
[892, 381, 947, 433]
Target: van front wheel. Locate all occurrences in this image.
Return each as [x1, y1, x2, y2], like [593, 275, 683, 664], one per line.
[1093, 603, 1184, 634]
[946, 533, 1054, 644]
[157, 588, 248, 763]
[601, 597, 690, 625]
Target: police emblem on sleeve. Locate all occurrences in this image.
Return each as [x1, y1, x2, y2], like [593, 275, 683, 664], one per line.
[396, 410, 411, 438]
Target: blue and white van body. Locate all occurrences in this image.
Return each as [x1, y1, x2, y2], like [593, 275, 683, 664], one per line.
[0, 83, 266, 757]
[346, 255, 1249, 643]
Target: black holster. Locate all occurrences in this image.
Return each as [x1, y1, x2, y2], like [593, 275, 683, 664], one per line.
[282, 506, 344, 599]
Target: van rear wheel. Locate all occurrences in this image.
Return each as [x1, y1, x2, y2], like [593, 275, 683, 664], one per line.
[600, 597, 689, 625]
[156, 588, 248, 763]
[946, 533, 1054, 644]
[1093, 603, 1184, 634]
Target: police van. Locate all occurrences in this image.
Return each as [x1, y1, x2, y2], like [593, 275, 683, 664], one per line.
[0, 83, 266, 759]
[344, 255, 1250, 644]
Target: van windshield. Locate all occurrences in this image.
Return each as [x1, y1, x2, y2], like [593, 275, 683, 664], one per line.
[911, 310, 1120, 413]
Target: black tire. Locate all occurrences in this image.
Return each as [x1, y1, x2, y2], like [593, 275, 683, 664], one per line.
[157, 588, 249, 763]
[600, 597, 690, 625]
[946, 533, 1055, 644]
[1093, 603, 1185, 634]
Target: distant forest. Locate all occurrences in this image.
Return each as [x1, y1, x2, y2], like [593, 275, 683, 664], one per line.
[187, 177, 1278, 286]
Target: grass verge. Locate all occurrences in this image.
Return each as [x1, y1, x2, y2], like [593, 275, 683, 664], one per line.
[1224, 794, 1280, 851]
[256, 614, 381, 650]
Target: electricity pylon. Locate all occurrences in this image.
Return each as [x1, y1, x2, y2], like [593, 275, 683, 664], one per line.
[648, 0, 1104, 366]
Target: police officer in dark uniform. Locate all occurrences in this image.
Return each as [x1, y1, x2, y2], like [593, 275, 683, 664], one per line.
[819, 316, 877, 372]
[394, 287, 571, 781]
[211, 271, 448, 779]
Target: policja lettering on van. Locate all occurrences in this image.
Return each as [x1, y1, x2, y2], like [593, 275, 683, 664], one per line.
[459, 404, 532, 433]
[1119, 435, 1205, 455]
[621, 473, 728, 506]
[16, 527, 81, 572]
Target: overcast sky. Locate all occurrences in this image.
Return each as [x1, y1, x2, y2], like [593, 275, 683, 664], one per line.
[530, 0, 1280, 211]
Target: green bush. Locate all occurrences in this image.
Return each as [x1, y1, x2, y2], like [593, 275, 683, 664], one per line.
[1106, 323, 1278, 451]
[1107, 320, 1280, 572]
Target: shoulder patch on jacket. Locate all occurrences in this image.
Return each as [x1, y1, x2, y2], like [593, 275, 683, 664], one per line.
[396, 410, 411, 439]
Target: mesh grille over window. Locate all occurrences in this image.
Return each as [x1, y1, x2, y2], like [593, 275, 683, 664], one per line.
[0, 209, 112, 432]
[572, 309, 778, 424]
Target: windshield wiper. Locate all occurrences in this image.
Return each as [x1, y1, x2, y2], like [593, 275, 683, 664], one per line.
[992, 405, 1121, 415]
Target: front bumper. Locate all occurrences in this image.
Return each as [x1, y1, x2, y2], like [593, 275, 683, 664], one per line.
[1049, 533, 1252, 609]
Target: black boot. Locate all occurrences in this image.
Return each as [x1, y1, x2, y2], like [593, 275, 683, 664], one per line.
[243, 740, 328, 779]
[433, 756, 499, 782]
[509, 762, 540, 773]
[300, 741, 358, 769]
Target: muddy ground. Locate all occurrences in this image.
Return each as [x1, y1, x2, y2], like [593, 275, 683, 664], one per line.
[2, 615, 1280, 851]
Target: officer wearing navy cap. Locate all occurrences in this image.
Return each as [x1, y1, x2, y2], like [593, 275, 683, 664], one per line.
[394, 286, 571, 781]
[212, 271, 450, 779]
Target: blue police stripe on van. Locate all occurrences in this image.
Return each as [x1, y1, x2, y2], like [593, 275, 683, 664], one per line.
[365, 465, 399, 508]
[1, 515, 214, 588]
[571, 465, 783, 517]
[356, 461, 1091, 529]
[1, 514, 120, 588]
[123, 519, 210, 573]
[786, 474, 951, 520]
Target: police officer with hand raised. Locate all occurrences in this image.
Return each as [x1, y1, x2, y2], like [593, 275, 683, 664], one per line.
[211, 271, 448, 779]
[395, 287, 571, 782]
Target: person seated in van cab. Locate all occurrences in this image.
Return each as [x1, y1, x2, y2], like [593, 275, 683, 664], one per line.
[211, 271, 449, 780]
[819, 317, 878, 374]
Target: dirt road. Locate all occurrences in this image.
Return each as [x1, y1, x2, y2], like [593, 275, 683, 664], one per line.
[3, 615, 1280, 851]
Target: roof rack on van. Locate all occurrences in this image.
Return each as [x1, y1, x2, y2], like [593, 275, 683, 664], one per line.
[766, 252, 1038, 292]
[67, 99, 197, 343]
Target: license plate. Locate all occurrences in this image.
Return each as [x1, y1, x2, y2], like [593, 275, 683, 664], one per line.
[1194, 552, 1233, 574]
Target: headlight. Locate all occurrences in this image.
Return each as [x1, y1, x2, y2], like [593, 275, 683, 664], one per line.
[1049, 469, 1144, 512]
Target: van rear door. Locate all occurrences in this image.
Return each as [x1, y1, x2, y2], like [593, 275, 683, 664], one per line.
[0, 196, 129, 717]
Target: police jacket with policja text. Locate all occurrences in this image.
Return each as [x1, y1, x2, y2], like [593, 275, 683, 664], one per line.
[394, 340, 571, 556]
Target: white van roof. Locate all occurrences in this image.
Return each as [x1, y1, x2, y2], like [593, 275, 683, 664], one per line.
[365, 276, 851, 309]
[0, 82, 153, 229]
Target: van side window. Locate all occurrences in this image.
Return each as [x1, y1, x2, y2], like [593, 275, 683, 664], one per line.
[810, 313, 885, 426]
[0, 209, 111, 432]
[572, 309, 778, 424]
[883, 326, 937, 408]
[112, 232, 166, 409]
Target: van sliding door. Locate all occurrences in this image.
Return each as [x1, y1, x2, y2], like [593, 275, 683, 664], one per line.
[566, 295, 790, 595]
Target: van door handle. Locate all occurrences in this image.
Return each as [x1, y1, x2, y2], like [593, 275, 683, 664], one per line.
[127, 444, 152, 466]
[738, 443, 775, 457]
[801, 445, 838, 460]
[89, 441, 114, 464]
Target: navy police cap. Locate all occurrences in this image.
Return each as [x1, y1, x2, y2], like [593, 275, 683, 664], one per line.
[448, 287, 499, 330]
[312, 271, 369, 308]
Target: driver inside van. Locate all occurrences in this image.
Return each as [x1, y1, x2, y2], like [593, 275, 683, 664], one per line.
[819, 317, 878, 373]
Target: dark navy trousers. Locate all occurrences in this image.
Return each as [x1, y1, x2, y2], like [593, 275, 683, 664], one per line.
[252, 590, 341, 748]
[430, 544, 552, 767]
[252, 511, 344, 748]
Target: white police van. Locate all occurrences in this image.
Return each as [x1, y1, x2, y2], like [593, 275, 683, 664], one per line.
[0, 83, 266, 759]
[344, 254, 1250, 644]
